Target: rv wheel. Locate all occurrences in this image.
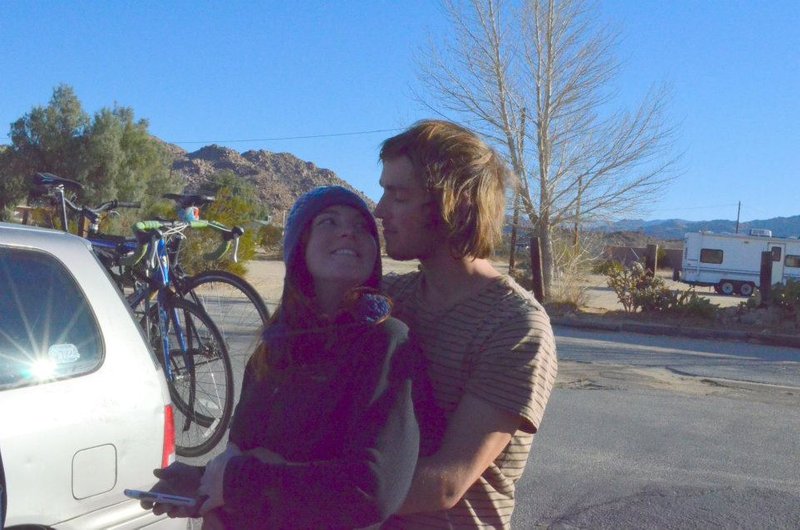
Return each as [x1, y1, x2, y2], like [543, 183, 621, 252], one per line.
[719, 281, 736, 296]
[739, 282, 754, 297]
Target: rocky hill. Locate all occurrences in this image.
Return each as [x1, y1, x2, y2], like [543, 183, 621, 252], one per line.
[167, 143, 373, 217]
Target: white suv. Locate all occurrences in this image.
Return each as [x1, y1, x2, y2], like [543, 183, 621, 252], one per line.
[0, 222, 183, 529]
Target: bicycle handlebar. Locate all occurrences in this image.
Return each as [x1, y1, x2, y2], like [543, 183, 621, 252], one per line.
[130, 220, 245, 265]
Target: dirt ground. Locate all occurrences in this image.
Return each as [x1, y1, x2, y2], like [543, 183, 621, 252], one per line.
[242, 255, 746, 313]
[241, 254, 423, 310]
[577, 270, 744, 313]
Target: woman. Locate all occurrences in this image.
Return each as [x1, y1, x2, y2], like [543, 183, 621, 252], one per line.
[147, 186, 427, 528]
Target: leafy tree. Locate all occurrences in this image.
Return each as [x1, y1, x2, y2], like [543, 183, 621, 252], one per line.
[0, 147, 26, 220]
[82, 106, 178, 205]
[0, 84, 179, 221]
[0, 85, 89, 219]
[9, 84, 89, 179]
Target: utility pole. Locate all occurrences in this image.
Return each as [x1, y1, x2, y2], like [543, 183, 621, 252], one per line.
[735, 201, 741, 233]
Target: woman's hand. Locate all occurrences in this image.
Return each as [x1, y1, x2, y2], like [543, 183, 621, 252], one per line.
[141, 462, 204, 518]
[197, 443, 242, 514]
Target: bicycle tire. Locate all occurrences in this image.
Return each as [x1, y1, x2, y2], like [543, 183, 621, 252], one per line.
[182, 269, 269, 372]
[142, 298, 234, 457]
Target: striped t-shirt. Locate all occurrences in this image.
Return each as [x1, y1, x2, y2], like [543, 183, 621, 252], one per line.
[382, 271, 558, 529]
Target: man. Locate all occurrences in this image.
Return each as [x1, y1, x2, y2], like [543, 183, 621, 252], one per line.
[375, 120, 558, 529]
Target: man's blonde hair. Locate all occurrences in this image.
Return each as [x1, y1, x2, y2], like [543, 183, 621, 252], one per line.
[380, 120, 510, 259]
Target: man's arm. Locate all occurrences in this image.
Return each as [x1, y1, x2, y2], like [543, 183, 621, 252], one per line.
[396, 394, 519, 514]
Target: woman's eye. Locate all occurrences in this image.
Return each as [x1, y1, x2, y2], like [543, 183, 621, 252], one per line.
[317, 217, 335, 226]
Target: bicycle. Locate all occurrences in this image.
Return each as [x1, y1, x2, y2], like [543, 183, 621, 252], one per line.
[30, 173, 235, 456]
[31, 173, 270, 372]
[128, 220, 234, 457]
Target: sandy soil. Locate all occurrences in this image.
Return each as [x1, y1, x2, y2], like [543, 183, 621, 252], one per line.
[577, 270, 744, 313]
[241, 254, 423, 310]
[242, 254, 745, 313]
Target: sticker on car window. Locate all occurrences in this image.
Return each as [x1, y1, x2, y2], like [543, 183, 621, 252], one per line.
[48, 343, 81, 364]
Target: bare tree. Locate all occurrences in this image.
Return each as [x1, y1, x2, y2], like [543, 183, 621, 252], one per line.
[417, 0, 680, 296]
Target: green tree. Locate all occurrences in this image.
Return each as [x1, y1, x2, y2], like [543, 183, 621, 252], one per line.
[0, 146, 27, 220]
[0, 85, 89, 219]
[9, 84, 89, 180]
[82, 105, 179, 205]
[0, 84, 179, 220]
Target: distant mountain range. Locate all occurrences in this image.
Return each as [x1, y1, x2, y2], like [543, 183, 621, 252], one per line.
[593, 216, 800, 241]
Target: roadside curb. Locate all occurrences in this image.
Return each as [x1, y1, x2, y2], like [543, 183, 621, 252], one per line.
[551, 316, 800, 349]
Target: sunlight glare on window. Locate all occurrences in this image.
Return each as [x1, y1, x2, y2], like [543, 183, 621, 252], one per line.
[29, 358, 57, 380]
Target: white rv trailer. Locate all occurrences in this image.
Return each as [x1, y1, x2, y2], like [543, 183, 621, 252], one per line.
[679, 229, 800, 296]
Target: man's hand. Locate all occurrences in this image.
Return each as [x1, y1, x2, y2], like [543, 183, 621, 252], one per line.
[398, 394, 519, 514]
[141, 462, 204, 518]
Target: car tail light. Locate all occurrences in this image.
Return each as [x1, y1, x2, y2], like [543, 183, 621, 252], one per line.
[162, 405, 176, 468]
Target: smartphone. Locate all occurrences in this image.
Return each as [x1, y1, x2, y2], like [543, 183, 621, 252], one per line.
[124, 489, 197, 507]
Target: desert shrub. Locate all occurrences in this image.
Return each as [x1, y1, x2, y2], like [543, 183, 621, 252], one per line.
[593, 259, 621, 275]
[669, 290, 719, 319]
[605, 261, 718, 318]
[612, 261, 673, 312]
[631, 279, 674, 312]
[259, 224, 283, 255]
[771, 280, 800, 319]
[678, 287, 719, 320]
[605, 261, 645, 312]
[178, 188, 260, 276]
[170, 171, 268, 275]
[547, 231, 601, 307]
[739, 291, 762, 311]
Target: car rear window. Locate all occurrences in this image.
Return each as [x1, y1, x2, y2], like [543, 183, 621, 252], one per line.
[0, 247, 103, 390]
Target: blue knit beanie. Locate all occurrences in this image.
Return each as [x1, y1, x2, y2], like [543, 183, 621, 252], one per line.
[261, 187, 387, 363]
[283, 186, 381, 293]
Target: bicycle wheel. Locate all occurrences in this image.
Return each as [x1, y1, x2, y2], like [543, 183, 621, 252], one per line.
[143, 298, 234, 457]
[182, 270, 269, 372]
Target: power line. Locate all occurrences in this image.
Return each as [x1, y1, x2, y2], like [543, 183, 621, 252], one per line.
[169, 127, 405, 145]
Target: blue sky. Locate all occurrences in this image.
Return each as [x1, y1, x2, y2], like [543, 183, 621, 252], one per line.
[1, 1, 798, 222]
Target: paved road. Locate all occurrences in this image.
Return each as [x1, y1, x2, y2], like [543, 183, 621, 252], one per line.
[512, 327, 800, 529]
[553, 326, 800, 388]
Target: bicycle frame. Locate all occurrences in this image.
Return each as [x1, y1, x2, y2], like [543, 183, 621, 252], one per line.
[126, 238, 193, 383]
